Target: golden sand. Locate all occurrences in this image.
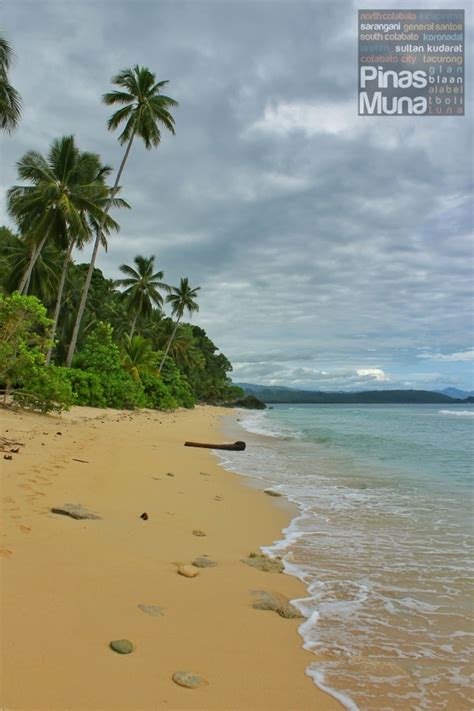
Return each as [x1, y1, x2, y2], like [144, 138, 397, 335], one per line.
[0, 405, 342, 710]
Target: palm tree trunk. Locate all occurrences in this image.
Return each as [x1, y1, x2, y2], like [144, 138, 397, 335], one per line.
[158, 316, 181, 373]
[46, 239, 75, 365]
[19, 234, 48, 294]
[66, 131, 136, 367]
[129, 313, 138, 339]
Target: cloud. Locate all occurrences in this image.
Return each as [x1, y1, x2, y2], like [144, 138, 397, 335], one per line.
[248, 100, 356, 137]
[417, 350, 474, 362]
[1, 0, 473, 391]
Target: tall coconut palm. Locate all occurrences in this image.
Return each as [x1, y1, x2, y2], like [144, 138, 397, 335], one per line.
[0, 34, 21, 132]
[116, 254, 170, 338]
[158, 278, 200, 373]
[66, 65, 178, 367]
[7, 136, 115, 294]
[46, 161, 129, 364]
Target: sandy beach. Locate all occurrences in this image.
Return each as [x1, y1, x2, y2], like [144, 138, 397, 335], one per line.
[0, 404, 342, 711]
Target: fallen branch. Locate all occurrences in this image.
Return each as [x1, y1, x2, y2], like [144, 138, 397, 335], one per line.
[72, 458, 89, 463]
[184, 440, 246, 451]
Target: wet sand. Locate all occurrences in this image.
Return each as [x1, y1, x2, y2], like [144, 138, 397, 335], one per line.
[0, 404, 342, 710]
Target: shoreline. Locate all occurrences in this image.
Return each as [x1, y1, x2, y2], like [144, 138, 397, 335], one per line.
[1, 404, 342, 710]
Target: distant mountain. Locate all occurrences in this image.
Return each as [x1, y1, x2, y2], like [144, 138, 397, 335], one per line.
[235, 383, 461, 404]
[439, 388, 474, 400]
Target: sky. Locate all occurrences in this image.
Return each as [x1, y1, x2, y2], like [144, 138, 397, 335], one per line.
[1, 0, 473, 391]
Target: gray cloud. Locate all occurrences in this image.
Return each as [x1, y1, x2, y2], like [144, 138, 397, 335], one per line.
[1, 0, 473, 389]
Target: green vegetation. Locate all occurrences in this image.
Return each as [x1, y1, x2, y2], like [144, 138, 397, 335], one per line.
[0, 34, 22, 132]
[0, 61, 242, 414]
[239, 384, 460, 404]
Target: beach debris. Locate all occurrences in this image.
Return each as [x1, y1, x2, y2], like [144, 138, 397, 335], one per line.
[264, 489, 282, 497]
[72, 458, 89, 464]
[251, 591, 304, 619]
[140, 512, 149, 520]
[172, 671, 203, 689]
[178, 564, 199, 578]
[166, 472, 175, 477]
[213, 495, 223, 501]
[56, 431, 62, 435]
[109, 639, 134, 654]
[192, 529, 206, 537]
[138, 603, 163, 617]
[192, 557, 217, 568]
[9, 446, 20, 453]
[242, 552, 284, 574]
[184, 440, 246, 451]
[51, 503, 101, 520]
[199, 471, 211, 476]
[3, 454, 12, 460]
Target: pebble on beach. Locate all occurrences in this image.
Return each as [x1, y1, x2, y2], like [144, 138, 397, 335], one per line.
[251, 591, 304, 619]
[178, 564, 199, 578]
[264, 489, 282, 497]
[172, 671, 203, 689]
[138, 604, 163, 617]
[242, 552, 284, 574]
[109, 639, 134, 654]
[192, 529, 206, 537]
[192, 557, 217, 568]
[51, 504, 101, 520]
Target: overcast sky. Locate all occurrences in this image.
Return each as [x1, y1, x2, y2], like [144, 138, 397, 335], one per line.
[1, 0, 473, 391]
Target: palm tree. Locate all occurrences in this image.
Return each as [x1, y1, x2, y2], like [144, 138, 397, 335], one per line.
[0, 34, 21, 132]
[120, 334, 157, 380]
[46, 160, 128, 364]
[158, 278, 200, 373]
[66, 65, 178, 367]
[116, 254, 170, 337]
[7, 136, 115, 294]
[1, 233, 59, 303]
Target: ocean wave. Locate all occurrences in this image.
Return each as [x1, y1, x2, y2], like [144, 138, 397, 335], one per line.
[438, 410, 474, 417]
[237, 410, 302, 439]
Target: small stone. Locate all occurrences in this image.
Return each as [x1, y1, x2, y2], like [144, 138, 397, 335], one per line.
[138, 604, 163, 617]
[51, 504, 101, 520]
[251, 591, 304, 619]
[178, 565, 199, 578]
[242, 553, 284, 574]
[166, 472, 175, 477]
[172, 671, 203, 689]
[110, 639, 134, 654]
[192, 529, 206, 537]
[264, 489, 282, 497]
[140, 512, 149, 520]
[192, 557, 217, 568]
[4, 454, 12, 460]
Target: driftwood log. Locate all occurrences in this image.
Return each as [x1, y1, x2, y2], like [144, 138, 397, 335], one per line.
[184, 440, 246, 451]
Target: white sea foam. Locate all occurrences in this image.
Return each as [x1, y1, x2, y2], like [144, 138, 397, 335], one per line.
[438, 409, 474, 416]
[221, 405, 474, 710]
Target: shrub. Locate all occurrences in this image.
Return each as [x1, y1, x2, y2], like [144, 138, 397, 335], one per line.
[157, 351, 195, 409]
[141, 374, 177, 410]
[73, 323, 146, 409]
[13, 364, 74, 414]
[0, 294, 72, 413]
[62, 369, 106, 408]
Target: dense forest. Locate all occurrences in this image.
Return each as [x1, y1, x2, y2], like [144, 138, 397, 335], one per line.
[0, 44, 242, 413]
[239, 384, 461, 404]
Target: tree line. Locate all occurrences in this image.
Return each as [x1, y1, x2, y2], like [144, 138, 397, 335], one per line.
[0, 34, 243, 412]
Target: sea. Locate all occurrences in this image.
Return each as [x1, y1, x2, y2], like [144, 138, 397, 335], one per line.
[219, 403, 474, 711]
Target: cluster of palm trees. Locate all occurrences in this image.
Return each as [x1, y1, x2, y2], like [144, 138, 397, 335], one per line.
[116, 256, 200, 372]
[2, 39, 201, 373]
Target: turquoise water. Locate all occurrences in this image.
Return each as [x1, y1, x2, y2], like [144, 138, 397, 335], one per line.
[221, 404, 474, 711]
